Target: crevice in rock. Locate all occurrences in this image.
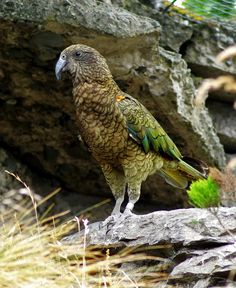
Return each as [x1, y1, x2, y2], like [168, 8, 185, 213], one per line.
[179, 38, 193, 58]
[0, 140, 52, 179]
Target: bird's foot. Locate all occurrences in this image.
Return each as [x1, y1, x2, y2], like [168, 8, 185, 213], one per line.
[123, 202, 135, 216]
[101, 210, 137, 235]
[100, 202, 136, 232]
[123, 208, 133, 216]
[100, 213, 122, 230]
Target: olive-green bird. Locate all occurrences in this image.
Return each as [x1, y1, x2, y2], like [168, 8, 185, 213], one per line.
[55, 44, 207, 216]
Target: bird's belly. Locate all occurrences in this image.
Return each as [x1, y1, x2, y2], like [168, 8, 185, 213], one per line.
[120, 139, 164, 182]
[78, 120, 128, 163]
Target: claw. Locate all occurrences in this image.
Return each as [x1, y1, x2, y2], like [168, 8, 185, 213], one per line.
[100, 213, 121, 230]
[102, 215, 115, 227]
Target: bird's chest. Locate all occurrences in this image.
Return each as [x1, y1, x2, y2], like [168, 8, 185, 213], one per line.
[77, 109, 128, 163]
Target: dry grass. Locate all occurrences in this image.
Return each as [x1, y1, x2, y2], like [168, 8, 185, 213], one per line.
[0, 172, 170, 288]
[209, 167, 236, 204]
[0, 204, 170, 288]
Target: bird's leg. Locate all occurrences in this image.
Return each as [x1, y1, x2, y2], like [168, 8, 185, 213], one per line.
[102, 193, 125, 229]
[111, 195, 124, 215]
[123, 184, 141, 215]
[102, 190, 125, 228]
[101, 165, 126, 227]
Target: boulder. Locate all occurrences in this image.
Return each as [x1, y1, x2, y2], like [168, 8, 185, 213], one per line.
[0, 147, 116, 221]
[85, 207, 236, 246]
[110, 0, 236, 102]
[183, 23, 236, 78]
[65, 207, 236, 287]
[208, 101, 236, 153]
[0, 0, 225, 209]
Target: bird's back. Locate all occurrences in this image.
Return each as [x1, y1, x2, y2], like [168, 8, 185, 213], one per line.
[116, 93, 207, 188]
[117, 93, 182, 160]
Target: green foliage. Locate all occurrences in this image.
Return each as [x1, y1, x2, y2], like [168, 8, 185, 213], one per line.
[182, 0, 236, 19]
[187, 177, 220, 208]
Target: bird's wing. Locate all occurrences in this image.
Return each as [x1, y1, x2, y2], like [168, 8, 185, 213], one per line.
[117, 94, 182, 160]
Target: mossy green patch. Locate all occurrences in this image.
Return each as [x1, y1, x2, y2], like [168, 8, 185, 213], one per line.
[187, 177, 220, 208]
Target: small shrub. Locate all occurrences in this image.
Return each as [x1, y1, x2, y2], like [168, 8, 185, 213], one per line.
[187, 177, 220, 208]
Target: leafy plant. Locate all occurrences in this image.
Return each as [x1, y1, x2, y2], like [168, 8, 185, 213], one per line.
[187, 177, 220, 208]
[182, 0, 236, 19]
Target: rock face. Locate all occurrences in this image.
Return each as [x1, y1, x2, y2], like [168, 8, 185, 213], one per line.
[208, 101, 236, 153]
[85, 208, 236, 246]
[65, 207, 236, 287]
[111, 0, 236, 152]
[0, 0, 229, 211]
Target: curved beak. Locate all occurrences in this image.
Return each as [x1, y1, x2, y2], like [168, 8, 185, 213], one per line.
[55, 57, 67, 80]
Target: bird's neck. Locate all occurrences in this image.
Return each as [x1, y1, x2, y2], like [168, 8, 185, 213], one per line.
[72, 78, 121, 113]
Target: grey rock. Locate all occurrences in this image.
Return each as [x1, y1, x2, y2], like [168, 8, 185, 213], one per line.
[155, 48, 225, 167]
[64, 207, 236, 286]
[0, 0, 160, 38]
[110, 0, 195, 53]
[85, 207, 236, 246]
[156, 14, 236, 104]
[0, 0, 225, 209]
[171, 243, 236, 287]
[208, 101, 236, 153]
[115, 1, 236, 77]
[184, 24, 236, 78]
[157, 15, 236, 79]
[0, 146, 111, 220]
[171, 243, 236, 276]
[111, 0, 236, 107]
[155, 11, 194, 53]
[193, 278, 211, 288]
[0, 147, 47, 212]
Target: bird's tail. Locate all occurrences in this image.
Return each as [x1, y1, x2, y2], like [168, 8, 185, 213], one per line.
[158, 157, 208, 189]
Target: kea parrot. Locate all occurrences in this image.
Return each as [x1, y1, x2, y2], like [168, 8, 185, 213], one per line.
[55, 44, 207, 216]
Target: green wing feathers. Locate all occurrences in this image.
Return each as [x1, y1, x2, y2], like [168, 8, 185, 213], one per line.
[118, 95, 182, 159]
[118, 95, 207, 189]
[146, 127, 181, 159]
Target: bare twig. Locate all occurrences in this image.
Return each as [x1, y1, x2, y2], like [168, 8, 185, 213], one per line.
[226, 158, 236, 171]
[195, 45, 236, 107]
[195, 76, 236, 107]
[4, 170, 39, 231]
[216, 45, 236, 62]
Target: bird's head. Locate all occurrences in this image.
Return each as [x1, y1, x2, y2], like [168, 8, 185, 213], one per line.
[55, 44, 112, 84]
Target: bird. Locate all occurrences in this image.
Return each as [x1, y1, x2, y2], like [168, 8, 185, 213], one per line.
[55, 44, 208, 217]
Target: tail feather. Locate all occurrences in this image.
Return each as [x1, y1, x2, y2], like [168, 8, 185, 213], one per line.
[159, 157, 208, 189]
[158, 169, 188, 189]
[182, 156, 209, 178]
[178, 160, 206, 180]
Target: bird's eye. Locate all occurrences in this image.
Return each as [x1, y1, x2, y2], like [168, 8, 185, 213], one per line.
[75, 51, 82, 57]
